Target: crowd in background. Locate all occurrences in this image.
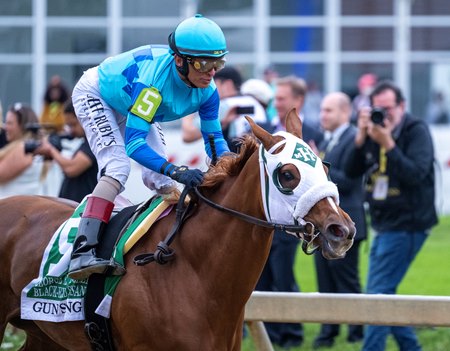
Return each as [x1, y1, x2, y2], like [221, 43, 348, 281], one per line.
[0, 75, 98, 203]
[0, 63, 442, 351]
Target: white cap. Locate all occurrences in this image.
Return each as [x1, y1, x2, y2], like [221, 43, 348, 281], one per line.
[240, 79, 274, 106]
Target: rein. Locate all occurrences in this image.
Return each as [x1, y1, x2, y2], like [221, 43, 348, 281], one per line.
[193, 187, 321, 255]
[134, 135, 323, 266]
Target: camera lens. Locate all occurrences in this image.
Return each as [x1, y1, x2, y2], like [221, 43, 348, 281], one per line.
[370, 108, 386, 125]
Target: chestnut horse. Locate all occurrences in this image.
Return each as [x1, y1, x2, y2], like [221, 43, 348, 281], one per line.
[0, 110, 355, 350]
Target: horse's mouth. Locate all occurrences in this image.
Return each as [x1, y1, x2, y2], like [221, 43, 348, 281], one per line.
[316, 223, 355, 259]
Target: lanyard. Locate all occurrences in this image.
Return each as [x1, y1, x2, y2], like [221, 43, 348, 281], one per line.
[379, 147, 387, 174]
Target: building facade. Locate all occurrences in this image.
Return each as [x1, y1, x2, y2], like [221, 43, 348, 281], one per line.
[1, 0, 450, 120]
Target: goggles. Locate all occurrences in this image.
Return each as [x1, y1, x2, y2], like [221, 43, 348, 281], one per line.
[185, 56, 226, 73]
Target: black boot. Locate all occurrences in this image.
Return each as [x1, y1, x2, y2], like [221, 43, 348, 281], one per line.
[68, 217, 125, 280]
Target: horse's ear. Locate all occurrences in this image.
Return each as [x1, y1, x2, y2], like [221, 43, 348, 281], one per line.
[245, 116, 277, 150]
[285, 107, 303, 140]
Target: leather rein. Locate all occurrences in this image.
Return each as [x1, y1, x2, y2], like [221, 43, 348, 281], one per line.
[134, 137, 321, 266]
[193, 187, 321, 255]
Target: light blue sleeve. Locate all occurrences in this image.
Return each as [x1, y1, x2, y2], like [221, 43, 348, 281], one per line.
[125, 115, 167, 172]
[198, 90, 230, 157]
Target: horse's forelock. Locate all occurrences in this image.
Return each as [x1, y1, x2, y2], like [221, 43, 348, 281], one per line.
[202, 135, 259, 188]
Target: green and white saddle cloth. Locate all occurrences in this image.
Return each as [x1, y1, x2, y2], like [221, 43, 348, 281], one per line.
[21, 196, 169, 322]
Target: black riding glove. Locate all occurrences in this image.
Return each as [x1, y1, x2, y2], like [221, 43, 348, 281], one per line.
[163, 163, 204, 187]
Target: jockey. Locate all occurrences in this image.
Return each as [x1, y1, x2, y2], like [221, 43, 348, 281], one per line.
[68, 14, 230, 280]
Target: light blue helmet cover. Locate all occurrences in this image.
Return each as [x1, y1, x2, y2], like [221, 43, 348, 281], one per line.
[170, 14, 228, 58]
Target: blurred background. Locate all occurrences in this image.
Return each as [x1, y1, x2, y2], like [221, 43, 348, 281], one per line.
[2, 0, 450, 116]
[1, 0, 449, 210]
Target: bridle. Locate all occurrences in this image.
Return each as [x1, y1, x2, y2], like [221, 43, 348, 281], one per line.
[134, 184, 321, 267]
[134, 137, 324, 267]
[193, 187, 321, 255]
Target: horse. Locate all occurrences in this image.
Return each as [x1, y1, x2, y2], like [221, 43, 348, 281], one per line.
[0, 109, 356, 350]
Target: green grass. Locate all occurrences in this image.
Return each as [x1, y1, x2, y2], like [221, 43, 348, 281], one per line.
[242, 216, 450, 351]
[2, 218, 450, 350]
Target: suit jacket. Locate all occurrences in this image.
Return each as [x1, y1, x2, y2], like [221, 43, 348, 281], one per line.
[272, 115, 324, 146]
[319, 125, 367, 241]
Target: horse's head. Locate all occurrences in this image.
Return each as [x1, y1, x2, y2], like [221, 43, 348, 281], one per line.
[246, 108, 355, 259]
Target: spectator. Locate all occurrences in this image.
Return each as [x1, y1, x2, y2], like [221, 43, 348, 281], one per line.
[214, 67, 269, 152]
[344, 80, 438, 351]
[0, 101, 7, 148]
[303, 80, 323, 129]
[67, 14, 230, 281]
[180, 113, 202, 143]
[0, 103, 44, 198]
[351, 73, 378, 124]
[35, 101, 98, 203]
[271, 75, 323, 146]
[240, 77, 274, 132]
[263, 65, 279, 121]
[255, 75, 324, 349]
[240, 78, 274, 112]
[181, 67, 269, 152]
[312, 92, 367, 349]
[40, 75, 70, 133]
[425, 90, 448, 125]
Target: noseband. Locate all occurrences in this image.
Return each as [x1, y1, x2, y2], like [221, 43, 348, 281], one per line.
[193, 187, 321, 255]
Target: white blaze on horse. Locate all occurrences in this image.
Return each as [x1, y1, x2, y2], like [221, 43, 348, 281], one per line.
[0, 108, 355, 350]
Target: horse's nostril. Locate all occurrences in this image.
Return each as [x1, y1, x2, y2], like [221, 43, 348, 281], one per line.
[328, 224, 348, 238]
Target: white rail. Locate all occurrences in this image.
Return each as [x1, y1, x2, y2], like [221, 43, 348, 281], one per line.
[244, 292, 450, 351]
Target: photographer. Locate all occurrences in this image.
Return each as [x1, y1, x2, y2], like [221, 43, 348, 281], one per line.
[35, 101, 98, 202]
[344, 80, 438, 351]
[0, 103, 44, 198]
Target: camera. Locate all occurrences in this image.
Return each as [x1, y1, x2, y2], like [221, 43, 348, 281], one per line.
[370, 107, 386, 125]
[236, 106, 255, 115]
[24, 123, 67, 154]
[24, 123, 43, 154]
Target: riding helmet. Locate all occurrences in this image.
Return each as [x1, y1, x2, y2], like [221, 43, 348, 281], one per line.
[168, 14, 228, 58]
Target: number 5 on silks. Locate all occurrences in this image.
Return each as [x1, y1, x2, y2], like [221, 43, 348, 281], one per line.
[130, 87, 162, 122]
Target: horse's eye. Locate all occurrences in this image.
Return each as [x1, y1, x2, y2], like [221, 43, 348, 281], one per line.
[277, 168, 299, 189]
[273, 164, 300, 194]
[280, 171, 295, 182]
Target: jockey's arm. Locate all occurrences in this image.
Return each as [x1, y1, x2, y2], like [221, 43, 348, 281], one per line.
[124, 116, 167, 173]
[198, 90, 230, 157]
[124, 116, 203, 188]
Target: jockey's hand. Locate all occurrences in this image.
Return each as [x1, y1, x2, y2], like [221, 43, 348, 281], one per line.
[168, 165, 204, 187]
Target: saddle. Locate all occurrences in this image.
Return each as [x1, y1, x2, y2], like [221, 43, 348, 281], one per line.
[84, 188, 196, 351]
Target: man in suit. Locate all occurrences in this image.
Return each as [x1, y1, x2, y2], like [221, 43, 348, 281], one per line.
[312, 92, 367, 349]
[271, 75, 323, 146]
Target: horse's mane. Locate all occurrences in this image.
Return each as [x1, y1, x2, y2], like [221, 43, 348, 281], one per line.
[202, 135, 259, 188]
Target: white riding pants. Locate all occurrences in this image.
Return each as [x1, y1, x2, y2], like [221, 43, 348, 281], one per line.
[72, 67, 175, 192]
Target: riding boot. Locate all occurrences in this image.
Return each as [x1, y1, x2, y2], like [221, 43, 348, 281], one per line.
[68, 196, 125, 280]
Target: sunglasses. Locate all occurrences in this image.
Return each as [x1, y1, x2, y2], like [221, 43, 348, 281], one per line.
[185, 56, 226, 73]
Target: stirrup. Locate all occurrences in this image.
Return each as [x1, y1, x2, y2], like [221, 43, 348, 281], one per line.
[68, 257, 126, 281]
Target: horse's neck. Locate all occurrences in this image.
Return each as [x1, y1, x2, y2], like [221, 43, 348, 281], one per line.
[189, 152, 273, 301]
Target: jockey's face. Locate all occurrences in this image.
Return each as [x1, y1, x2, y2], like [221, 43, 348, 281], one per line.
[187, 64, 216, 88]
[175, 55, 218, 89]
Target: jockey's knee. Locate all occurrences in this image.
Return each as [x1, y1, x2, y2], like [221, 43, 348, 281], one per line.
[92, 176, 122, 202]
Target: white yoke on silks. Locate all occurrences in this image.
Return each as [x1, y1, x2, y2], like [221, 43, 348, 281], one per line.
[72, 67, 175, 193]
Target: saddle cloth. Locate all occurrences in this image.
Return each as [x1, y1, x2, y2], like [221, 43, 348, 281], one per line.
[21, 195, 172, 322]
